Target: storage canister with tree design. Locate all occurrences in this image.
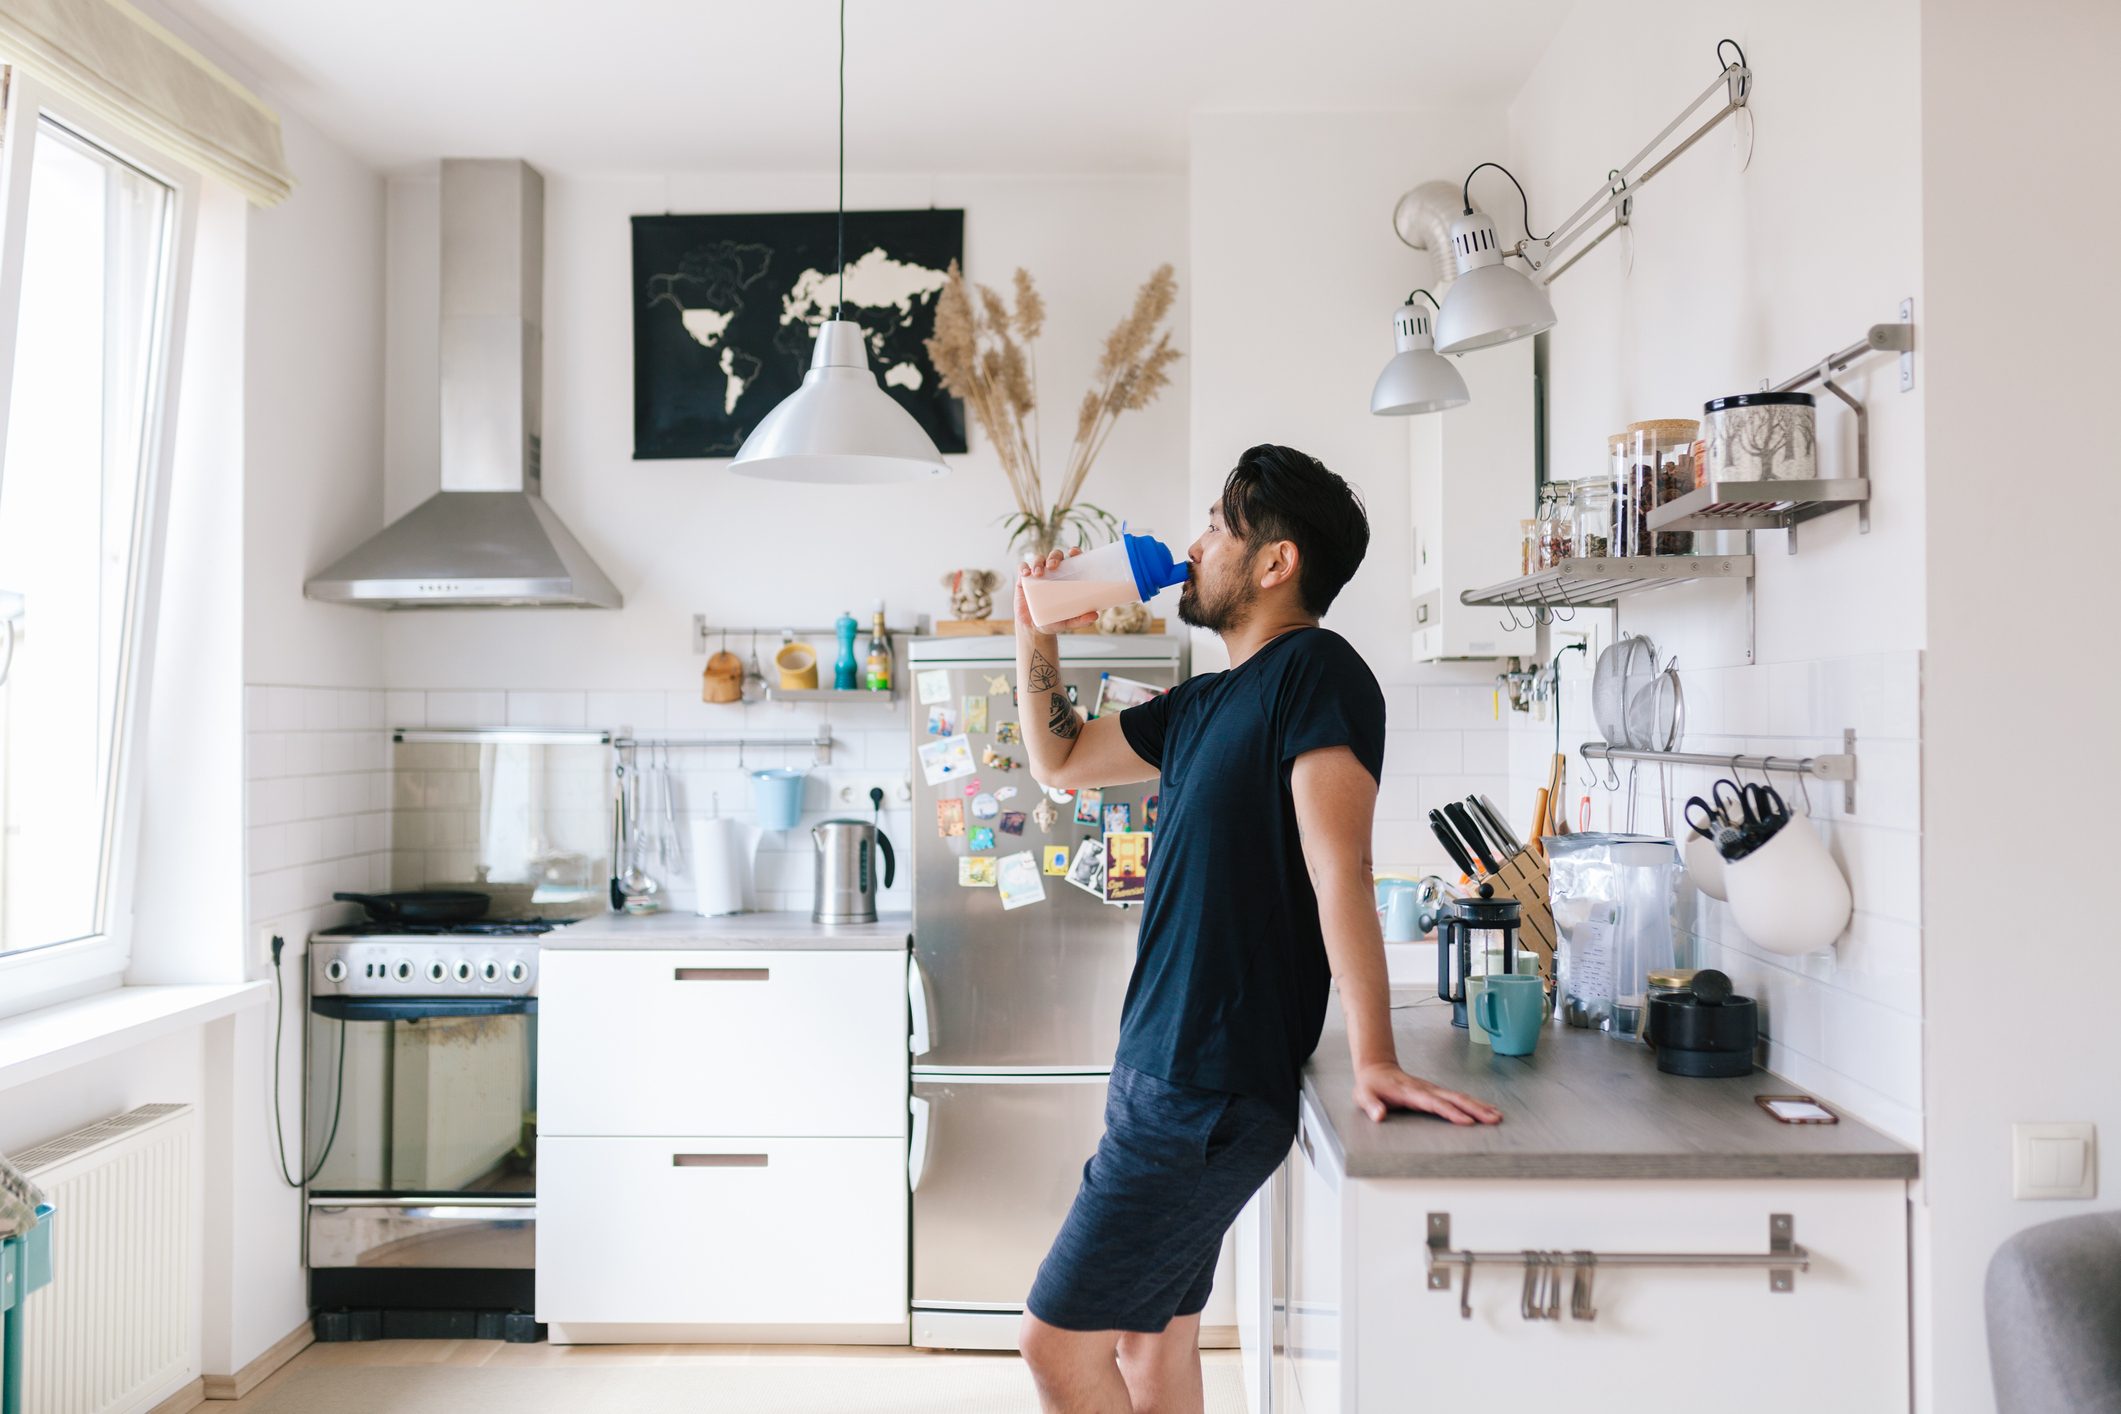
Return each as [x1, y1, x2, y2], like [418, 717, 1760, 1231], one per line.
[1699, 391, 1817, 484]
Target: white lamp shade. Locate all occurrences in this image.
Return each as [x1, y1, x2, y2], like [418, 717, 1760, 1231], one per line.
[1370, 300, 1469, 415]
[1433, 260, 1556, 355]
[730, 319, 949, 483]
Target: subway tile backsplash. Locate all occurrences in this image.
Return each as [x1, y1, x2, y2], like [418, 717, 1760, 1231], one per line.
[245, 684, 395, 949]
[1509, 648, 1924, 1145]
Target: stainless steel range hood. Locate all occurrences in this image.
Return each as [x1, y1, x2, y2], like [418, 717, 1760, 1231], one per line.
[306, 160, 620, 609]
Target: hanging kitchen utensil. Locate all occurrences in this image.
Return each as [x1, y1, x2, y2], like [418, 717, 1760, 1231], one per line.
[703, 627, 744, 704]
[1619, 640, 1665, 750]
[742, 632, 768, 703]
[1591, 634, 1656, 748]
[332, 890, 491, 925]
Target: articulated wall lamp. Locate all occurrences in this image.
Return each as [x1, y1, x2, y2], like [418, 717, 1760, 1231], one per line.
[1423, 40, 1754, 360]
[1371, 290, 1470, 415]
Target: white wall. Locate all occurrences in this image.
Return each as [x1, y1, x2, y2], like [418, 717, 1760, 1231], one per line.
[1919, 3, 2121, 1410]
[1499, 0, 1927, 1146]
[1186, 109, 1519, 878]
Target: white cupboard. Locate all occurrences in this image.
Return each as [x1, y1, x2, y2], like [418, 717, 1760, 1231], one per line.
[536, 946, 909, 1343]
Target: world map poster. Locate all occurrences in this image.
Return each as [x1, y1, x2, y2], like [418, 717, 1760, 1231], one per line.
[631, 209, 966, 459]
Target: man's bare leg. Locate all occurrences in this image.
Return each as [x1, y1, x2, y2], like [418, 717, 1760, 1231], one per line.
[1020, 1313, 1133, 1414]
[1116, 1312, 1204, 1414]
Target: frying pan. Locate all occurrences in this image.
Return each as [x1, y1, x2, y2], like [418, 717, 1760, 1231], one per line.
[333, 890, 491, 924]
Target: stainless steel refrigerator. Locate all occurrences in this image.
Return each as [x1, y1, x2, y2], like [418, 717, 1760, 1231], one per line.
[907, 634, 1183, 1350]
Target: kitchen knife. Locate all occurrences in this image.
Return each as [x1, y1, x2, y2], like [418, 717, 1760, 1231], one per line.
[1428, 809, 1478, 879]
[1444, 802, 1500, 875]
[1474, 794, 1524, 856]
[1458, 797, 1507, 865]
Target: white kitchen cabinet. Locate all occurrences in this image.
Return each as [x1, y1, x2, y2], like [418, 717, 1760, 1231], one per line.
[536, 942, 910, 1342]
[1406, 339, 1538, 662]
[538, 947, 906, 1138]
[1270, 1097, 1910, 1414]
[537, 1135, 906, 1329]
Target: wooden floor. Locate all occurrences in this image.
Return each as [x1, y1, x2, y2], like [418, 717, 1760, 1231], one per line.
[216, 1337, 1243, 1412]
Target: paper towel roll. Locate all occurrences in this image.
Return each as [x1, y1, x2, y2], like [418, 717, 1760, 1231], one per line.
[689, 817, 760, 916]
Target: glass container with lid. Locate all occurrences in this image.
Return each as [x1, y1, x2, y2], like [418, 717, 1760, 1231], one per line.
[1612, 419, 1700, 557]
[1571, 479, 1614, 559]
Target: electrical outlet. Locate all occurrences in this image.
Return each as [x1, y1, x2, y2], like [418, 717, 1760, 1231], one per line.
[836, 781, 909, 810]
[257, 928, 282, 971]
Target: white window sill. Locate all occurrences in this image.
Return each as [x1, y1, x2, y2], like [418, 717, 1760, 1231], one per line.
[0, 981, 268, 1093]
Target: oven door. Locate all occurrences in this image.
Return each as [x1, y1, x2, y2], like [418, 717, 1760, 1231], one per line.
[306, 995, 537, 1269]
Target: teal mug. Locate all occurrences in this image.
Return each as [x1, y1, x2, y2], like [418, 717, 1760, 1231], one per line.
[1475, 974, 1545, 1057]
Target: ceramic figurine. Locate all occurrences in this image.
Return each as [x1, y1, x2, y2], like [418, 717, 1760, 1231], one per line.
[942, 568, 1003, 621]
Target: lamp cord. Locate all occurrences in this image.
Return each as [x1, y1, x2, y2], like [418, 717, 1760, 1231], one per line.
[1460, 161, 1554, 243]
[1405, 288, 1442, 312]
[1716, 38, 1750, 101]
[835, 0, 845, 321]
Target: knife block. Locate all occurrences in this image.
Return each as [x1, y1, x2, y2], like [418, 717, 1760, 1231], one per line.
[1478, 848, 1557, 985]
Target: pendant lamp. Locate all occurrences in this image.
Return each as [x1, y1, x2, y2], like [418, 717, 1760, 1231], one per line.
[731, 0, 947, 483]
[1369, 290, 1468, 415]
[1432, 208, 1556, 355]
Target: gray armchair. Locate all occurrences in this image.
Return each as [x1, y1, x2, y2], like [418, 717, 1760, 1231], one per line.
[1986, 1211, 2121, 1413]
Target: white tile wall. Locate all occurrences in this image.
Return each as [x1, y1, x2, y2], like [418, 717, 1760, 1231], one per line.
[245, 684, 395, 949]
[1511, 649, 1925, 1144]
[1375, 680, 1515, 877]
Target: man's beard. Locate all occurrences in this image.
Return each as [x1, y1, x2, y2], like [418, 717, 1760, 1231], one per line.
[1177, 568, 1255, 633]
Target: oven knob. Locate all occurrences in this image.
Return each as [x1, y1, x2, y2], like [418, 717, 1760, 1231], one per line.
[455, 960, 474, 982]
[427, 960, 448, 983]
[481, 960, 501, 982]
[392, 960, 414, 982]
[506, 960, 529, 984]
[323, 958, 348, 983]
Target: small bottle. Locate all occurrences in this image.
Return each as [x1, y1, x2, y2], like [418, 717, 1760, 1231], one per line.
[833, 611, 859, 691]
[862, 604, 892, 692]
[1020, 530, 1189, 630]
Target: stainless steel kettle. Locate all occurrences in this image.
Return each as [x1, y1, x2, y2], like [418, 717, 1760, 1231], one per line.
[811, 819, 895, 924]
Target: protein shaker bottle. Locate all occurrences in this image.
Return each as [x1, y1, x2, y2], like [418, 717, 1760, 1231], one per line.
[1022, 530, 1190, 630]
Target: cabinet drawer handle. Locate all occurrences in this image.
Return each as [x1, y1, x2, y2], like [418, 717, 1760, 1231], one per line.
[673, 1153, 769, 1168]
[673, 968, 769, 982]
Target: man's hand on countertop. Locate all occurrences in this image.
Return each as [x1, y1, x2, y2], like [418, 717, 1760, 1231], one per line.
[1353, 1061, 1503, 1127]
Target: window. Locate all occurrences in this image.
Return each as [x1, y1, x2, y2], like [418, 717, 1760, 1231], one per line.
[0, 70, 195, 1007]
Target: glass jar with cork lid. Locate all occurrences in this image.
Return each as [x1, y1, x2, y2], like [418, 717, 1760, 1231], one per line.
[1612, 419, 1700, 557]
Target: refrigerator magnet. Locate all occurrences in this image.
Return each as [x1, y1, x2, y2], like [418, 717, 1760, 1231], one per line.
[984, 673, 1012, 695]
[926, 706, 956, 736]
[918, 734, 975, 785]
[970, 792, 1000, 820]
[1064, 838, 1107, 897]
[1042, 844, 1071, 874]
[994, 721, 1021, 746]
[959, 856, 997, 887]
[918, 669, 952, 705]
[935, 798, 966, 838]
[961, 776, 983, 798]
[980, 744, 1018, 772]
[1072, 787, 1104, 827]
[1092, 672, 1164, 719]
[996, 851, 1046, 910]
[1144, 794, 1159, 830]
[968, 826, 995, 851]
[1043, 785, 1075, 805]
[1104, 830, 1152, 903]
[1101, 802, 1131, 835]
[995, 786, 1019, 801]
[998, 810, 1027, 836]
[963, 695, 989, 734]
[1032, 798, 1060, 833]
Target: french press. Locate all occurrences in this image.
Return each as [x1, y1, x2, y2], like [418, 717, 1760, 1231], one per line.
[1435, 884, 1524, 1029]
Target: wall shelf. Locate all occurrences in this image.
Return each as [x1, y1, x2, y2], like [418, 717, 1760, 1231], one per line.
[1647, 479, 1868, 536]
[761, 686, 897, 705]
[1459, 554, 1753, 623]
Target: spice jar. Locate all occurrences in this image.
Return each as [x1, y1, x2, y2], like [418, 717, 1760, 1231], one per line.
[1570, 479, 1614, 559]
[1520, 518, 1539, 576]
[1535, 484, 1573, 568]
[1612, 419, 1699, 557]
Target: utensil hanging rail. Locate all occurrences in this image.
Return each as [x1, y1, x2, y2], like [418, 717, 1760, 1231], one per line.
[1580, 728, 1857, 810]
[613, 729, 835, 765]
[1426, 1213, 1807, 1320]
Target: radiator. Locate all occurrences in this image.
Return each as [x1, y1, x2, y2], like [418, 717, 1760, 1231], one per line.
[10, 1104, 197, 1414]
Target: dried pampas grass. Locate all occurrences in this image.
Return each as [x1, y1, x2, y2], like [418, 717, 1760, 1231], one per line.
[925, 261, 1181, 555]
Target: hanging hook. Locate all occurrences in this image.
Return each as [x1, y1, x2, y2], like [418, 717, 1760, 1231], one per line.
[1602, 750, 1623, 793]
[1793, 759, 1815, 815]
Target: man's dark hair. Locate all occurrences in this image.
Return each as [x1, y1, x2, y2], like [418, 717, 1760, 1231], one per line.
[1218, 444, 1370, 616]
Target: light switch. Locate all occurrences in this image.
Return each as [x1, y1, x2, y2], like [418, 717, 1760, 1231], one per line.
[2013, 1123, 2097, 1200]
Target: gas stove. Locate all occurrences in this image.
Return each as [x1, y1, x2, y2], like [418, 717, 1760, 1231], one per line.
[309, 919, 564, 998]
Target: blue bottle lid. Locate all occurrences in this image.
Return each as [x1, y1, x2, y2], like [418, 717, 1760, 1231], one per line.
[1123, 531, 1189, 601]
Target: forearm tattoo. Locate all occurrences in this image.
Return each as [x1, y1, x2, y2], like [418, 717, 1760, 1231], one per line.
[1047, 691, 1082, 741]
[1027, 649, 1059, 693]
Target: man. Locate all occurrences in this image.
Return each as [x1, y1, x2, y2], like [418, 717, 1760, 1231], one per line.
[1014, 444, 1503, 1414]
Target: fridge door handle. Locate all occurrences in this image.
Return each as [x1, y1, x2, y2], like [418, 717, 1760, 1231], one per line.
[908, 1095, 933, 1192]
[908, 954, 933, 1056]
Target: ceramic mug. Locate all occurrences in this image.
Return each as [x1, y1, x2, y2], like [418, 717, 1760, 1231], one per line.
[775, 641, 819, 691]
[1475, 974, 1545, 1057]
[1722, 815, 1851, 955]
[1466, 976, 1493, 1048]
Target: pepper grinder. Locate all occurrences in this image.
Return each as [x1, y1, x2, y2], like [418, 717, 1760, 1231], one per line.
[832, 610, 859, 690]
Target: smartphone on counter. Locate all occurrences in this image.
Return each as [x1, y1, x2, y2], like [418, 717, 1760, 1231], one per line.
[1755, 1094, 1839, 1124]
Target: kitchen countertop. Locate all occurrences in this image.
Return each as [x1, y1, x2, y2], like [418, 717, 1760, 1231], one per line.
[542, 910, 911, 951]
[1301, 990, 1919, 1182]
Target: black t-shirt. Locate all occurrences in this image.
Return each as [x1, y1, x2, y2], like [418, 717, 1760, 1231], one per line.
[1115, 627, 1386, 1109]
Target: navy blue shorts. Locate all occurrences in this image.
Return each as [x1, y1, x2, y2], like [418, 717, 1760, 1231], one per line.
[1026, 1063, 1297, 1333]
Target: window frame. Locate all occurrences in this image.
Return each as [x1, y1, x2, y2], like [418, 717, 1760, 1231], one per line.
[0, 69, 199, 1016]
